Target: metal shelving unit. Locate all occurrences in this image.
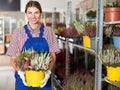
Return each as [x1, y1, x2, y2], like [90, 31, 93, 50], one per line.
[52, 0, 120, 90]
[96, 0, 120, 90]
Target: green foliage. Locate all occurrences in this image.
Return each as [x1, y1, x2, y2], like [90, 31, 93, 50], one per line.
[104, 0, 120, 8]
[86, 10, 96, 19]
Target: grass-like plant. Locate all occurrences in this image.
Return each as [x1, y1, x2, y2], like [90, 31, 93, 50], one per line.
[63, 72, 94, 90]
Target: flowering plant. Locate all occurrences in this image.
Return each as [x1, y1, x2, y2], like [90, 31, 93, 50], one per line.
[112, 26, 120, 36]
[98, 48, 120, 67]
[73, 20, 96, 37]
[104, 25, 120, 37]
[83, 22, 96, 37]
[16, 49, 52, 71]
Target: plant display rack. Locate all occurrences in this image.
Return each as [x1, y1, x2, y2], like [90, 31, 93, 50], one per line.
[52, 1, 96, 90]
[51, 0, 120, 90]
[95, 0, 120, 90]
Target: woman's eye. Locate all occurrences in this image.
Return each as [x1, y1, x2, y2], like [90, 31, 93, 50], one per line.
[35, 12, 40, 14]
[27, 12, 32, 14]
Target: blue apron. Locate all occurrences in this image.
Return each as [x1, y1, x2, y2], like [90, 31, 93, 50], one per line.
[15, 24, 51, 90]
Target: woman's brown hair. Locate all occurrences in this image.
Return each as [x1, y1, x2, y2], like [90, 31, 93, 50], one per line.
[25, 0, 42, 13]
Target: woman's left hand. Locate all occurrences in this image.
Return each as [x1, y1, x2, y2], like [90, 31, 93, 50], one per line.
[40, 70, 51, 88]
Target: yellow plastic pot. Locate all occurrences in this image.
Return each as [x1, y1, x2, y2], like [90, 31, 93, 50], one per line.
[107, 66, 120, 82]
[25, 70, 44, 87]
[83, 35, 90, 48]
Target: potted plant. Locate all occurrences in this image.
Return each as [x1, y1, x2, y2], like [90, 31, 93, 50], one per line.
[73, 20, 86, 36]
[83, 22, 96, 49]
[58, 25, 80, 38]
[111, 25, 120, 49]
[104, 25, 120, 49]
[104, 0, 120, 22]
[83, 22, 96, 38]
[73, 20, 96, 49]
[98, 48, 120, 81]
[16, 49, 52, 87]
[86, 10, 96, 20]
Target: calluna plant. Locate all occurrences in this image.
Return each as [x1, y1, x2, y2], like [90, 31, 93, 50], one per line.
[98, 48, 120, 67]
[84, 22, 96, 37]
[112, 26, 120, 36]
[104, 0, 120, 8]
[63, 72, 94, 90]
[16, 49, 52, 71]
[73, 20, 86, 36]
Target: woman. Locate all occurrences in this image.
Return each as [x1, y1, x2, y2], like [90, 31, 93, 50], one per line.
[6, 0, 60, 90]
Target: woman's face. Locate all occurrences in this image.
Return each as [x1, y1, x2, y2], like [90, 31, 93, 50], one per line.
[26, 7, 41, 24]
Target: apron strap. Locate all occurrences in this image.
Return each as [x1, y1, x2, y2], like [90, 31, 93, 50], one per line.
[24, 25, 32, 38]
[39, 24, 44, 37]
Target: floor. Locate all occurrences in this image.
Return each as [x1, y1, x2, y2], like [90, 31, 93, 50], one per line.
[0, 55, 15, 90]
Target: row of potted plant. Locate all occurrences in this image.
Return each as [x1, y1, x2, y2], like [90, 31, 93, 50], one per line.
[73, 20, 120, 38]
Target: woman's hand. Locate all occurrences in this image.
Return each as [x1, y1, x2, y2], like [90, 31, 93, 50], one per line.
[18, 70, 27, 86]
[40, 70, 51, 88]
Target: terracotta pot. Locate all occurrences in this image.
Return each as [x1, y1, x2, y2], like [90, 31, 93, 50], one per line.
[104, 7, 120, 22]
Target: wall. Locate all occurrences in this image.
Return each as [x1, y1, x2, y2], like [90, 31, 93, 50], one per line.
[21, 0, 82, 13]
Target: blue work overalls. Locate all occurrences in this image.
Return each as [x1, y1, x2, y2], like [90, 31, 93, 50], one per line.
[15, 24, 51, 90]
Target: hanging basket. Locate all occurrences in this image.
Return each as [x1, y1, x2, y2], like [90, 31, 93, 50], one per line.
[25, 70, 44, 87]
[106, 66, 120, 82]
[104, 7, 120, 22]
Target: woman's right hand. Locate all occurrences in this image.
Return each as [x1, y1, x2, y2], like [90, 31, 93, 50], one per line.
[18, 70, 27, 86]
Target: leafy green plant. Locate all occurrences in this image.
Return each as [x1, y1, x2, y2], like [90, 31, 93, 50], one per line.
[86, 10, 96, 19]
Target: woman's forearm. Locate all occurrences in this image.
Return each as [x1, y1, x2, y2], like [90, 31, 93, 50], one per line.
[48, 52, 56, 71]
[10, 56, 19, 71]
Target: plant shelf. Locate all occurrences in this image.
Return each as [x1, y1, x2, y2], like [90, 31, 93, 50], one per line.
[103, 77, 120, 88]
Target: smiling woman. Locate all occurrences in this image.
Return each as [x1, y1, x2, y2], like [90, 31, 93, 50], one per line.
[0, 0, 20, 11]
[6, 0, 60, 90]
